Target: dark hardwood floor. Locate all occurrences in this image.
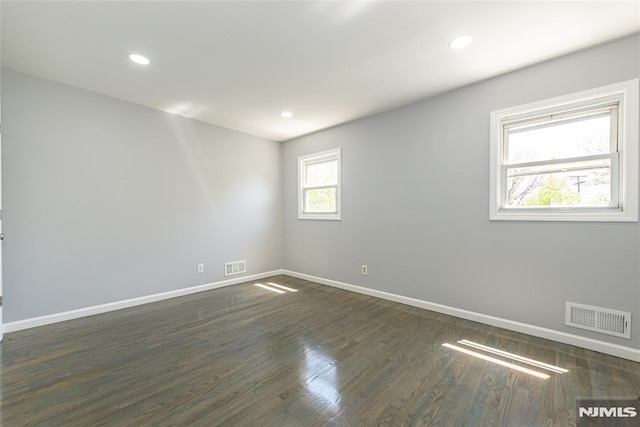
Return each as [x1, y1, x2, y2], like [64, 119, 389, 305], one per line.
[1, 275, 639, 426]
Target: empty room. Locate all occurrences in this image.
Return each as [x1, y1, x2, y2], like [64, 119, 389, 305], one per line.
[1, 1, 639, 425]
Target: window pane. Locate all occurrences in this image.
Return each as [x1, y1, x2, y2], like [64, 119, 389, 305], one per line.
[305, 160, 337, 187]
[304, 188, 337, 213]
[507, 115, 611, 164]
[507, 162, 611, 207]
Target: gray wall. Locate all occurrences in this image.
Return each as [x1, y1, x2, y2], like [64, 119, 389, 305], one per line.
[283, 34, 640, 348]
[2, 35, 639, 351]
[1, 69, 283, 322]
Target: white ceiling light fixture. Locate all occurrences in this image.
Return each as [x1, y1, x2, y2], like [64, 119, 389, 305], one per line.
[448, 35, 472, 49]
[129, 53, 150, 65]
[281, 111, 293, 119]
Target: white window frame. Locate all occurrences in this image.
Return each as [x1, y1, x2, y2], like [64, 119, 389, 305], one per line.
[489, 79, 639, 222]
[298, 148, 341, 220]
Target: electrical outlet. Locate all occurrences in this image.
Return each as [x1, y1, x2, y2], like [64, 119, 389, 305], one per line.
[197, 264, 204, 274]
[362, 265, 368, 275]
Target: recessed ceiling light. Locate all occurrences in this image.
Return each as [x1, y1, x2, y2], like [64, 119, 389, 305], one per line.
[281, 111, 293, 119]
[448, 35, 472, 50]
[129, 54, 150, 65]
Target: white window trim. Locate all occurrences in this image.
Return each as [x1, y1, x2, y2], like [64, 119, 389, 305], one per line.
[298, 148, 341, 220]
[489, 79, 639, 222]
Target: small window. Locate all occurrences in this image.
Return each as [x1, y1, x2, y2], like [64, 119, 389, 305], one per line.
[298, 148, 341, 220]
[490, 80, 638, 221]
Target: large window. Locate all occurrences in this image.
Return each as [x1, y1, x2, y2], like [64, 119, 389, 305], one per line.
[298, 148, 341, 220]
[490, 80, 638, 221]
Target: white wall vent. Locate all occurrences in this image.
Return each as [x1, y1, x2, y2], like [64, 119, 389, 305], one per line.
[565, 302, 631, 339]
[224, 260, 246, 277]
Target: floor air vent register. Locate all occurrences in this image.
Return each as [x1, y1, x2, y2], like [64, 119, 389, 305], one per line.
[565, 302, 631, 339]
[225, 260, 246, 277]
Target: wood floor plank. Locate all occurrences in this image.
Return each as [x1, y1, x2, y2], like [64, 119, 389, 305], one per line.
[1, 275, 639, 426]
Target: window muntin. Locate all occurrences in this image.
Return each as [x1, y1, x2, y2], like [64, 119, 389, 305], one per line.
[489, 79, 638, 221]
[298, 149, 341, 220]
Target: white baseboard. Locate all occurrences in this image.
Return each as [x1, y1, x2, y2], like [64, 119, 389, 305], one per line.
[3, 270, 284, 333]
[5, 268, 639, 362]
[283, 270, 640, 363]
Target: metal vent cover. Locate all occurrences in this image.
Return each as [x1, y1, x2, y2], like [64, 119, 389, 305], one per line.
[566, 302, 630, 339]
[224, 260, 246, 277]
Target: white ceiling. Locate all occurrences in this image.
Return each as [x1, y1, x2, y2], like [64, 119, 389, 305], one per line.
[2, 1, 639, 142]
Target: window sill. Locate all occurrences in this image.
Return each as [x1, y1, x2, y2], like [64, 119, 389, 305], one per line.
[298, 214, 341, 221]
[490, 208, 637, 222]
